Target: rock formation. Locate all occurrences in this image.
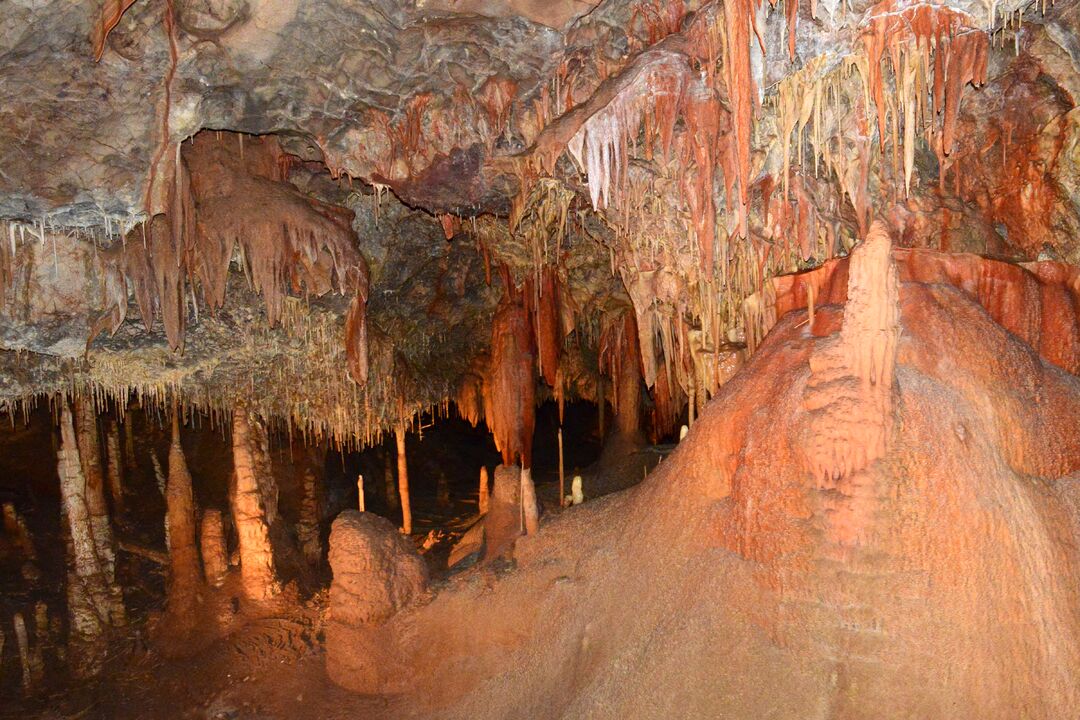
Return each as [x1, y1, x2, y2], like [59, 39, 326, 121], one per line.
[230, 406, 280, 602]
[199, 509, 229, 589]
[325, 510, 428, 693]
[57, 402, 125, 676]
[164, 413, 202, 625]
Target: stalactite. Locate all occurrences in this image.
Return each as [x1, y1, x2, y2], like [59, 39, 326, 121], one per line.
[723, 0, 756, 238]
[165, 412, 202, 622]
[486, 291, 537, 468]
[600, 310, 645, 438]
[536, 267, 562, 387]
[199, 509, 229, 588]
[230, 406, 280, 602]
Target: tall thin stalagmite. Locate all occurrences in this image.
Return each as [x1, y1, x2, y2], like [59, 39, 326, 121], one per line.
[104, 419, 124, 517]
[200, 510, 229, 587]
[230, 406, 280, 601]
[384, 448, 400, 510]
[395, 426, 412, 535]
[166, 413, 203, 621]
[298, 457, 324, 565]
[72, 398, 124, 623]
[479, 466, 490, 515]
[58, 402, 124, 677]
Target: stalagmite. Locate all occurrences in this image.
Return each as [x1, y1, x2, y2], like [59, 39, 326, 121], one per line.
[801, 220, 900, 480]
[479, 466, 490, 515]
[395, 426, 412, 535]
[485, 465, 523, 559]
[571, 475, 584, 506]
[357, 475, 366, 512]
[230, 406, 280, 601]
[73, 397, 123, 622]
[3, 502, 36, 560]
[297, 453, 324, 565]
[199, 509, 229, 588]
[104, 419, 124, 516]
[520, 468, 539, 535]
[14, 613, 31, 693]
[384, 451, 399, 510]
[165, 414, 202, 621]
[58, 402, 124, 677]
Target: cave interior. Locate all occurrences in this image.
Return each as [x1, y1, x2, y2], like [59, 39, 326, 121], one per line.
[1, 0, 1080, 717]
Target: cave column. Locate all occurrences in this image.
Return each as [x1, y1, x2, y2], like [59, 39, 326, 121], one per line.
[395, 425, 412, 535]
[230, 406, 280, 601]
[165, 412, 203, 622]
[58, 401, 124, 677]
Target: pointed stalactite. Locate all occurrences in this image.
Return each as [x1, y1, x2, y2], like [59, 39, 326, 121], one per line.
[199, 510, 229, 588]
[58, 402, 123, 678]
[536, 267, 562, 387]
[230, 407, 280, 602]
[724, 0, 756, 237]
[601, 311, 645, 440]
[682, 82, 725, 277]
[395, 426, 412, 535]
[165, 413, 203, 623]
[487, 292, 537, 469]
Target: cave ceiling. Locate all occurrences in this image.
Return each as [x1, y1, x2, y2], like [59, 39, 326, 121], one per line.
[0, 0, 1077, 444]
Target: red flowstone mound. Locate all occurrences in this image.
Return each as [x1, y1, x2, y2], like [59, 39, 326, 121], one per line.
[329, 225, 1080, 719]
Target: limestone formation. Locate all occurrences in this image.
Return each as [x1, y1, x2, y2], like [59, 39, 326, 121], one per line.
[478, 466, 490, 516]
[199, 509, 229, 588]
[326, 510, 428, 693]
[58, 402, 125, 676]
[104, 419, 124, 517]
[165, 415, 203, 621]
[13, 613, 30, 693]
[297, 458, 324, 566]
[327, 511, 428, 626]
[395, 426, 412, 535]
[484, 465, 523, 560]
[230, 407, 280, 602]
